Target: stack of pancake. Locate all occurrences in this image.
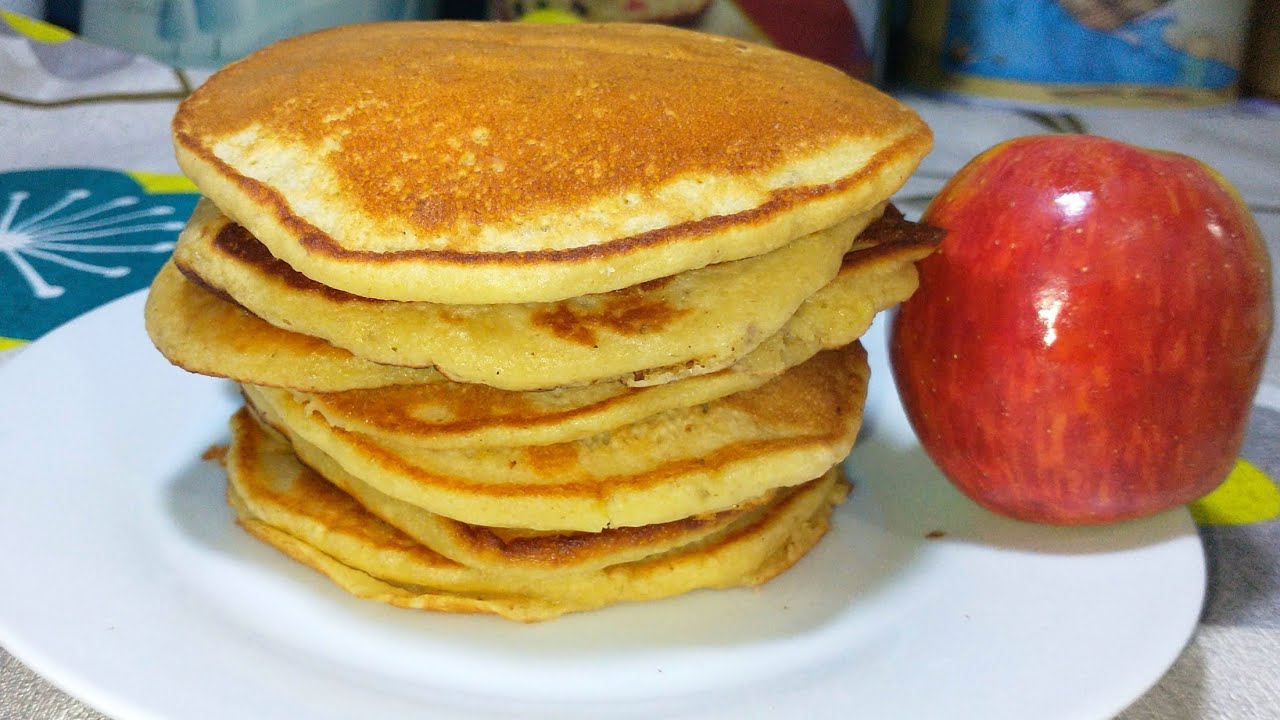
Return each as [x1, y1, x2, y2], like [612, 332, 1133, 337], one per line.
[144, 21, 939, 621]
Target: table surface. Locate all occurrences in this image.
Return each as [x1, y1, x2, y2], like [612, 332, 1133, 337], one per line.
[1, 12, 1278, 720]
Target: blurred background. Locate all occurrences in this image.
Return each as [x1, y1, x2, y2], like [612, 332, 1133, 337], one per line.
[0, 0, 1274, 106]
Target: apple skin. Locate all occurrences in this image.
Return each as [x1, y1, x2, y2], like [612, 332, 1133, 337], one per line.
[890, 135, 1274, 525]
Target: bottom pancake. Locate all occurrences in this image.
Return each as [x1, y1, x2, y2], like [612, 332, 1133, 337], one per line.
[226, 408, 849, 622]
[239, 405, 781, 575]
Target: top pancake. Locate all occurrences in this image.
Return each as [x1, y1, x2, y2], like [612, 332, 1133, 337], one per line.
[173, 21, 931, 303]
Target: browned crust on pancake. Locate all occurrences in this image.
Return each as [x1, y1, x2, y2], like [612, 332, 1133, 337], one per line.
[147, 261, 445, 391]
[229, 412, 846, 620]
[268, 399, 845, 503]
[241, 345, 868, 522]
[174, 126, 930, 271]
[236, 404, 813, 571]
[172, 198, 882, 381]
[190, 202, 937, 316]
[209, 223, 362, 303]
[835, 206, 943, 277]
[444, 497, 765, 566]
[307, 381, 649, 442]
[861, 204, 945, 248]
[328, 465, 780, 569]
[274, 206, 925, 434]
[172, 22, 931, 303]
[530, 279, 690, 347]
[613, 470, 847, 585]
[226, 407, 415, 549]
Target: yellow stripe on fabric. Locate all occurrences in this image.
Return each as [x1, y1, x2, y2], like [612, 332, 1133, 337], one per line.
[1189, 458, 1280, 526]
[0, 11, 73, 43]
[125, 171, 198, 194]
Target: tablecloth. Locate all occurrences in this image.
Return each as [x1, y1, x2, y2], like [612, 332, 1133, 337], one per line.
[1, 11, 1277, 719]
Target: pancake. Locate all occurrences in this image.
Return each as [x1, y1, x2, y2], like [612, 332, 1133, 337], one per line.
[172, 21, 931, 304]
[243, 343, 869, 532]
[173, 198, 879, 387]
[239, 406, 789, 575]
[626, 208, 939, 388]
[290, 211, 937, 448]
[233, 510, 563, 621]
[231, 480, 844, 622]
[228, 408, 849, 622]
[145, 262, 442, 391]
[147, 217, 929, 394]
[172, 206, 936, 392]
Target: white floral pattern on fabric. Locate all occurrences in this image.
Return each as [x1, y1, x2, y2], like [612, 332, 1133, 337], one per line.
[0, 168, 197, 341]
[0, 187, 181, 299]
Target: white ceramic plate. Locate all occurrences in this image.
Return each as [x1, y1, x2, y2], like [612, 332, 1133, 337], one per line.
[0, 291, 1205, 720]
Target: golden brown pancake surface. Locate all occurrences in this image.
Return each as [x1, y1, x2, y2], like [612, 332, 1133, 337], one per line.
[144, 261, 443, 391]
[169, 203, 937, 391]
[227, 407, 849, 621]
[172, 199, 878, 387]
[243, 344, 870, 532]
[173, 21, 931, 303]
[242, 405, 787, 575]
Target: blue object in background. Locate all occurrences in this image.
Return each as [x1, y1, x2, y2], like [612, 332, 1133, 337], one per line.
[0, 168, 197, 341]
[191, 0, 249, 34]
[78, 0, 435, 68]
[156, 0, 197, 43]
[942, 0, 1237, 89]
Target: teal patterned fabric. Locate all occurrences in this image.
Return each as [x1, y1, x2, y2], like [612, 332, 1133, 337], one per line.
[0, 168, 196, 341]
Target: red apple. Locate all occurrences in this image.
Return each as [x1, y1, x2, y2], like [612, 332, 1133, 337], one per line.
[890, 135, 1273, 525]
